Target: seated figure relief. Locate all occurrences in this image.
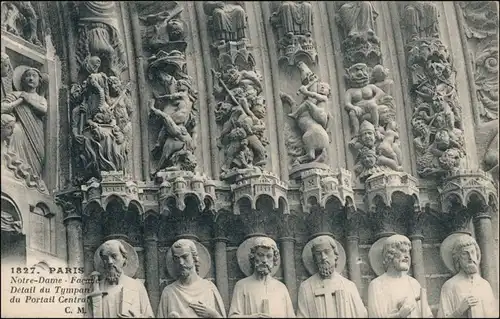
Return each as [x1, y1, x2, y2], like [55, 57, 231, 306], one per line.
[204, 1, 248, 45]
[1, 1, 41, 45]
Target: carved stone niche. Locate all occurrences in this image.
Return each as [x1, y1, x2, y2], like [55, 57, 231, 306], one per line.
[335, 1, 381, 67]
[147, 50, 199, 175]
[204, 1, 255, 70]
[137, 1, 187, 54]
[1, 1, 43, 47]
[270, 1, 317, 67]
[281, 61, 332, 169]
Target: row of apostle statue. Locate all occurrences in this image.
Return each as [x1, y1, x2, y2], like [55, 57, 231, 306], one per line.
[87, 233, 498, 318]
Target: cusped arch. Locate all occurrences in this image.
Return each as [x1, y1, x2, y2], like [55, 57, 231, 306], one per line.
[83, 199, 103, 217]
[103, 194, 127, 212]
[255, 194, 276, 211]
[128, 200, 144, 217]
[323, 194, 343, 209]
[465, 190, 487, 207]
[235, 195, 253, 214]
[184, 192, 204, 212]
[278, 196, 288, 215]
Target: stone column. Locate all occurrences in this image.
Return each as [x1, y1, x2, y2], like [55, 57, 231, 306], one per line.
[409, 208, 426, 288]
[474, 208, 498, 297]
[214, 237, 230, 310]
[83, 245, 95, 275]
[144, 234, 160, 313]
[279, 237, 297, 309]
[64, 213, 84, 269]
[345, 209, 362, 292]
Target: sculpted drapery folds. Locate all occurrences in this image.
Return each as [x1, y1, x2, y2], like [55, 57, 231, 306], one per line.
[344, 63, 402, 181]
[281, 61, 331, 166]
[76, 1, 126, 76]
[402, 1, 439, 41]
[203, 1, 247, 44]
[148, 50, 198, 173]
[71, 56, 132, 181]
[438, 235, 498, 318]
[1, 64, 48, 179]
[213, 65, 268, 174]
[1, 1, 41, 45]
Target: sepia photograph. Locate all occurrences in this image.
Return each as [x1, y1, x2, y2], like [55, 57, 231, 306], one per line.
[1, 1, 499, 318]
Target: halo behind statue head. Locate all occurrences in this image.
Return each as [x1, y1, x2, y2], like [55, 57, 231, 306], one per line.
[237, 236, 281, 277]
[13, 65, 42, 91]
[94, 239, 139, 278]
[166, 240, 211, 279]
[369, 234, 411, 276]
[302, 235, 346, 275]
[440, 233, 477, 274]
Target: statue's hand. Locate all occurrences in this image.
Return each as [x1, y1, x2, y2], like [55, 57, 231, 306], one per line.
[352, 105, 363, 117]
[398, 298, 415, 318]
[457, 295, 479, 316]
[189, 301, 220, 318]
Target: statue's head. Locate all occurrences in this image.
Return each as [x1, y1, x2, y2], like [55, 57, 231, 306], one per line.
[86, 56, 102, 74]
[451, 236, 480, 275]
[1, 52, 11, 77]
[360, 146, 377, 168]
[107, 76, 122, 95]
[171, 239, 200, 279]
[371, 64, 389, 83]
[382, 234, 411, 273]
[435, 129, 450, 150]
[311, 236, 339, 279]
[167, 18, 185, 39]
[438, 148, 461, 170]
[98, 240, 128, 284]
[1, 114, 16, 142]
[318, 82, 331, 97]
[224, 65, 241, 84]
[21, 68, 41, 91]
[347, 63, 369, 86]
[249, 237, 280, 276]
[359, 120, 376, 147]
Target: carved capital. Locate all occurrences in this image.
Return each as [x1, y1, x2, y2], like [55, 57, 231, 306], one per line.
[55, 188, 83, 221]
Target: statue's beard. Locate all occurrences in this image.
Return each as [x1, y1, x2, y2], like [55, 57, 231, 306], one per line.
[104, 265, 123, 284]
[395, 258, 410, 271]
[255, 263, 272, 276]
[462, 262, 478, 274]
[178, 264, 194, 279]
[317, 260, 334, 279]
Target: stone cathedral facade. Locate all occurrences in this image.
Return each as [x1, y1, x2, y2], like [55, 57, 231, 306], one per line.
[1, 1, 498, 317]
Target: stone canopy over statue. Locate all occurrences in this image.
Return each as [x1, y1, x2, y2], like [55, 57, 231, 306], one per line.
[297, 236, 367, 318]
[438, 234, 498, 318]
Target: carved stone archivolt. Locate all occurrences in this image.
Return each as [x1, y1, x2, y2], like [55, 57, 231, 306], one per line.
[70, 55, 133, 183]
[270, 1, 317, 67]
[75, 1, 127, 77]
[400, 6, 466, 180]
[458, 1, 499, 181]
[1, 1, 42, 46]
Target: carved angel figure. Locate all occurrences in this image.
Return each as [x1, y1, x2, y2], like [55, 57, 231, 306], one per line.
[1, 65, 47, 177]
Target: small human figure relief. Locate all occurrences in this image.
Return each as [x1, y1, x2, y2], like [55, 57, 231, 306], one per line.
[402, 1, 440, 42]
[1, 64, 48, 182]
[280, 61, 331, 166]
[89, 240, 154, 318]
[230, 236, 295, 318]
[1, 1, 41, 45]
[158, 239, 226, 318]
[297, 235, 367, 318]
[270, 1, 317, 66]
[213, 64, 268, 176]
[76, 1, 126, 76]
[438, 234, 499, 318]
[70, 56, 132, 182]
[368, 235, 433, 318]
[147, 50, 198, 173]
[336, 1, 381, 67]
